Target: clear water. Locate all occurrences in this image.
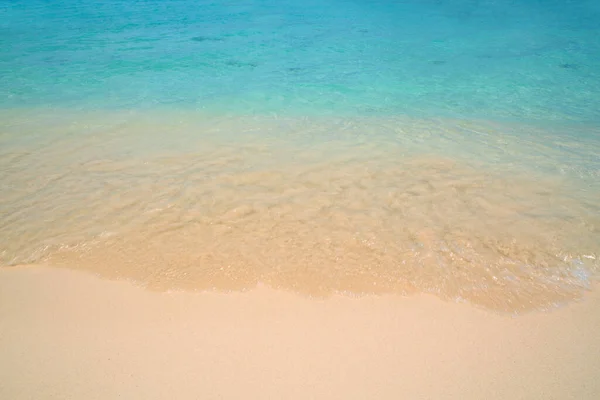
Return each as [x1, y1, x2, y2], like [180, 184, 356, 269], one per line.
[1, 0, 599, 312]
[3, 0, 600, 120]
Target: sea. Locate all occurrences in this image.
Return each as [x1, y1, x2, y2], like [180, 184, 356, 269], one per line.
[1, 0, 599, 312]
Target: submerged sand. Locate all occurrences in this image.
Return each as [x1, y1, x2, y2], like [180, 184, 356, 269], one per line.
[2, 112, 599, 313]
[1, 265, 599, 399]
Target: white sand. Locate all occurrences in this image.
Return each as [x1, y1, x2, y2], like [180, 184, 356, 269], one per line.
[1, 266, 599, 399]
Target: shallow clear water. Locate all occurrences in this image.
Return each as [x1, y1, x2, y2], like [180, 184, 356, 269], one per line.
[3, 0, 600, 120]
[1, 1, 599, 312]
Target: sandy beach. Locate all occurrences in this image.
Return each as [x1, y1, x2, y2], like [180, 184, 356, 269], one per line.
[2, 1, 600, 399]
[1, 266, 599, 399]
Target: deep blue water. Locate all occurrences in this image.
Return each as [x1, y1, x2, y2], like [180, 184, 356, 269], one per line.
[2, 0, 600, 121]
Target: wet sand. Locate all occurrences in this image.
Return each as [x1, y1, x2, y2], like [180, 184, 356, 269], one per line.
[1, 266, 599, 399]
[3, 113, 599, 313]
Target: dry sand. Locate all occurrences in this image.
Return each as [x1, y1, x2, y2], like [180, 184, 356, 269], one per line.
[1, 266, 599, 399]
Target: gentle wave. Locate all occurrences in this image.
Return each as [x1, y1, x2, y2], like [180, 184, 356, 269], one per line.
[1, 111, 598, 312]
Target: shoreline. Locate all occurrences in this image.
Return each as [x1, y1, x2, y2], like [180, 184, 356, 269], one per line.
[3, 111, 598, 313]
[1, 265, 599, 399]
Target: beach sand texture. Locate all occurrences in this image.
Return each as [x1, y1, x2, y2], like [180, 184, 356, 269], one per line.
[1, 266, 599, 399]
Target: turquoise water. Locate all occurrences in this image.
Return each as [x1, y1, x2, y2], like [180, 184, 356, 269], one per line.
[2, 0, 600, 120]
[1, 0, 600, 312]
